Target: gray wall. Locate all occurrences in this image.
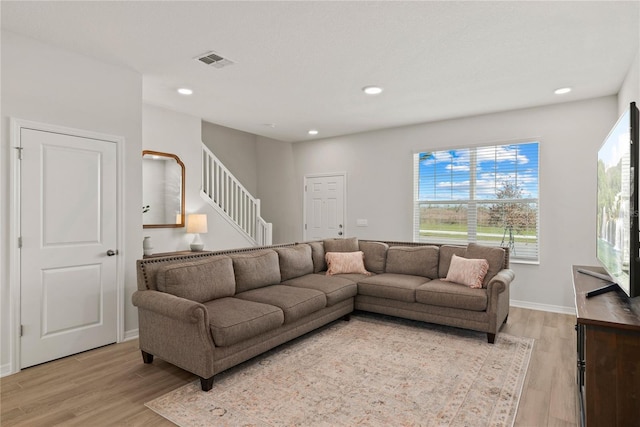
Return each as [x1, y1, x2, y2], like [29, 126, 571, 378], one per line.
[256, 136, 300, 244]
[142, 104, 255, 254]
[290, 96, 618, 312]
[201, 120, 258, 196]
[618, 50, 639, 115]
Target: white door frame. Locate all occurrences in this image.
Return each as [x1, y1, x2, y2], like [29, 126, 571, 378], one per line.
[303, 172, 347, 241]
[8, 118, 125, 375]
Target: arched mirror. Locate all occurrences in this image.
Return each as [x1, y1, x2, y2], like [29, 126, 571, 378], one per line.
[142, 150, 185, 228]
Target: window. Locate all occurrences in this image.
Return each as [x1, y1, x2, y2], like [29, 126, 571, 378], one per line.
[413, 141, 539, 262]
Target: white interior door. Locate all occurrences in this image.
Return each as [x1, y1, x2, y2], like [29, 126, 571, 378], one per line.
[304, 174, 345, 240]
[19, 127, 118, 368]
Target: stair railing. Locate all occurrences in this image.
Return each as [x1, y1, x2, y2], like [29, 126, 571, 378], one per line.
[201, 144, 272, 245]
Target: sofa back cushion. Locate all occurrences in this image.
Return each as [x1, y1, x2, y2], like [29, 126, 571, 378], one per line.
[385, 246, 439, 279]
[275, 244, 314, 281]
[438, 245, 467, 278]
[308, 241, 326, 273]
[464, 243, 506, 287]
[156, 255, 235, 302]
[232, 250, 281, 293]
[323, 237, 359, 253]
[359, 241, 388, 274]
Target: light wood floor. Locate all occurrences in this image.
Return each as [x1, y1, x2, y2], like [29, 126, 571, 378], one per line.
[1, 306, 577, 426]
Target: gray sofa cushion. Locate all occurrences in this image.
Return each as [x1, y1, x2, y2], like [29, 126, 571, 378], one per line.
[308, 241, 326, 273]
[235, 285, 327, 323]
[156, 255, 235, 303]
[357, 273, 430, 302]
[438, 245, 467, 278]
[465, 243, 506, 287]
[415, 279, 488, 311]
[204, 297, 284, 347]
[333, 273, 374, 283]
[324, 237, 359, 252]
[385, 246, 439, 279]
[282, 274, 357, 306]
[231, 250, 281, 293]
[359, 241, 388, 274]
[275, 244, 314, 281]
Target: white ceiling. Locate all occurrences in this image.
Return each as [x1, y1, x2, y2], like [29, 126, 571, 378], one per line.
[2, 1, 638, 142]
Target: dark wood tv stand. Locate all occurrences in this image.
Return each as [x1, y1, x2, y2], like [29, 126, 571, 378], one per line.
[573, 265, 640, 427]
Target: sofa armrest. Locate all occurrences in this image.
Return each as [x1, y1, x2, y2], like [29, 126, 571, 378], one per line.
[132, 289, 207, 323]
[132, 290, 216, 378]
[486, 269, 515, 294]
[486, 268, 514, 335]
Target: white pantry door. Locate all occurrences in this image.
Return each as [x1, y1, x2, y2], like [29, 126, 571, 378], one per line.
[304, 174, 345, 240]
[20, 128, 118, 368]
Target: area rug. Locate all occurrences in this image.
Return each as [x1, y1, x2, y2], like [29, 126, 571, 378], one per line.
[146, 314, 533, 427]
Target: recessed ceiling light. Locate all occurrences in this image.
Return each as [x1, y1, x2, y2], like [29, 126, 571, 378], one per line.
[363, 86, 383, 95]
[308, 129, 319, 136]
[177, 88, 193, 95]
[554, 87, 571, 95]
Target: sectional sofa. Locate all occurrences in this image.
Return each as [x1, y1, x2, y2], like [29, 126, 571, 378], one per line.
[133, 238, 513, 391]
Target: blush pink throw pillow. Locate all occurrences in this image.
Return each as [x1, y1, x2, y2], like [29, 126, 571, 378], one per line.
[325, 251, 371, 276]
[443, 254, 489, 288]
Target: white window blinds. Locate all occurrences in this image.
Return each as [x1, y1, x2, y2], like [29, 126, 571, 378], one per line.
[413, 141, 539, 262]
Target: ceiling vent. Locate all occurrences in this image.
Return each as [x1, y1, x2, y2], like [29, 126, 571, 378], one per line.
[196, 51, 235, 69]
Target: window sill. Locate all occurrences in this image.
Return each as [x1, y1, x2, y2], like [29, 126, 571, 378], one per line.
[510, 259, 540, 266]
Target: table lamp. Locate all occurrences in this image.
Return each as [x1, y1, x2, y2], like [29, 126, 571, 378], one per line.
[187, 214, 208, 251]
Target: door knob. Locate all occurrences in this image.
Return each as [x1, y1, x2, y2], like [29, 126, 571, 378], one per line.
[106, 249, 118, 256]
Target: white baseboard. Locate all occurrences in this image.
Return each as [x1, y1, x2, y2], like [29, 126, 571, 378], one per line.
[511, 299, 576, 315]
[123, 328, 139, 342]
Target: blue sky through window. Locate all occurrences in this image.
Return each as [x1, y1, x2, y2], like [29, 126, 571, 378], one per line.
[418, 142, 539, 201]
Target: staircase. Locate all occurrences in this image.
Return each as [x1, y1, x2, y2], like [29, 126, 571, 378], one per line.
[200, 144, 272, 246]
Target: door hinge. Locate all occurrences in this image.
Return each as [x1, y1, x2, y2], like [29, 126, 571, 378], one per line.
[14, 146, 23, 160]
[304, 185, 307, 192]
[305, 224, 307, 230]
[18, 237, 22, 248]
[20, 325, 24, 337]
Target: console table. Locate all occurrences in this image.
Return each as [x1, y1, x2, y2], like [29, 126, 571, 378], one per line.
[573, 265, 640, 427]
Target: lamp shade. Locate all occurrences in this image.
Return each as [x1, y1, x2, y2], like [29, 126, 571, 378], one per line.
[186, 214, 208, 234]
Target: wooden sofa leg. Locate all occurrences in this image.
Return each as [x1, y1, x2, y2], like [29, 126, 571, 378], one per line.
[200, 376, 214, 392]
[141, 350, 154, 364]
[487, 333, 496, 344]
[503, 314, 509, 324]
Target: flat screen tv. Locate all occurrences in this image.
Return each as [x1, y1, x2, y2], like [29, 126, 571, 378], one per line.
[594, 101, 639, 298]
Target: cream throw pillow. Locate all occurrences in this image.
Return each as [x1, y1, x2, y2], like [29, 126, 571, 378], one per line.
[325, 251, 371, 276]
[444, 254, 489, 288]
